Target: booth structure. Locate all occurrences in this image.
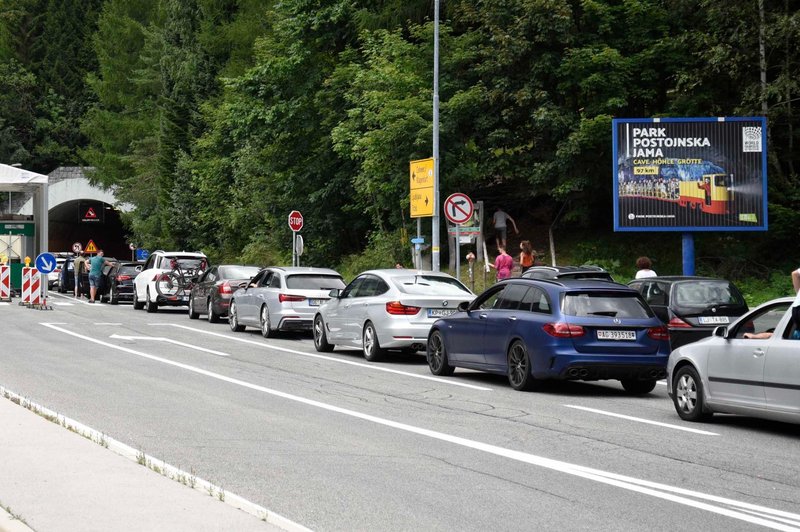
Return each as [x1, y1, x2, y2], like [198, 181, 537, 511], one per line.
[0, 164, 49, 289]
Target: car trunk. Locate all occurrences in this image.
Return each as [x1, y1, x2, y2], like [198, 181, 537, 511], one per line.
[392, 296, 473, 324]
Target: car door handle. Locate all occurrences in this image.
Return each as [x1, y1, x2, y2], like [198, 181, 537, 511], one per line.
[753, 349, 765, 357]
[507, 316, 517, 321]
[479, 313, 488, 319]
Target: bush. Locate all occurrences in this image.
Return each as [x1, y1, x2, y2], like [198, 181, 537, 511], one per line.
[337, 230, 411, 281]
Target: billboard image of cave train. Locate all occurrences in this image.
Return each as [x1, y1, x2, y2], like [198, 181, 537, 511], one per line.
[613, 117, 768, 231]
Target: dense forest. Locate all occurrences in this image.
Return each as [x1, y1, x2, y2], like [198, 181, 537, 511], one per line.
[1, 0, 798, 275]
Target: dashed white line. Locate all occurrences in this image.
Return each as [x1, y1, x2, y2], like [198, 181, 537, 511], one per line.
[564, 405, 718, 436]
[151, 323, 493, 391]
[40, 322, 800, 531]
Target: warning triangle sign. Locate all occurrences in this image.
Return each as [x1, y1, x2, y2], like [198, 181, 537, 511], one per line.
[85, 240, 98, 253]
[84, 207, 98, 219]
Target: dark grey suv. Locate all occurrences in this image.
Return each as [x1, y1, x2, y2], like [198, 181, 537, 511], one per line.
[520, 265, 614, 282]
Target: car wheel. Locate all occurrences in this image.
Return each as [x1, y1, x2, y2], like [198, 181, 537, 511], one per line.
[427, 330, 454, 376]
[673, 366, 713, 421]
[207, 298, 220, 323]
[145, 288, 158, 313]
[507, 340, 535, 391]
[313, 315, 334, 352]
[228, 300, 245, 332]
[133, 288, 144, 310]
[188, 296, 199, 319]
[260, 305, 276, 338]
[621, 379, 657, 395]
[362, 322, 386, 362]
[110, 284, 119, 305]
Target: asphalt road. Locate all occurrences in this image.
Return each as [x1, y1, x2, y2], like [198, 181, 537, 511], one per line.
[2, 294, 799, 531]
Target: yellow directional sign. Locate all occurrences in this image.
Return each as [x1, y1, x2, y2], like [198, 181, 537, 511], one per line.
[410, 158, 435, 218]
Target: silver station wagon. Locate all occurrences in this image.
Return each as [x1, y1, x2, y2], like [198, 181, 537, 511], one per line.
[667, 296, 800, 424]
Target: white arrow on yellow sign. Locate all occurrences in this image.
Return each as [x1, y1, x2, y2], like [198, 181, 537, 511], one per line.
[409, 157, 434, 218]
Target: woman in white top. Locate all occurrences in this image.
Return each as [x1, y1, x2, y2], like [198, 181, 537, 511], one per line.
[635, 256, 657, 279]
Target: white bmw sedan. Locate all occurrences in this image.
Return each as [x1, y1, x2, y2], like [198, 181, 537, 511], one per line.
[313, 269, 475, 361]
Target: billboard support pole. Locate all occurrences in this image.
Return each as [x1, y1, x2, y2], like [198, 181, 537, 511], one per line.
[682, 232, 695, 276]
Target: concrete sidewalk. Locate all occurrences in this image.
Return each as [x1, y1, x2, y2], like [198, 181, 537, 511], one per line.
[0, 394, 302, 532]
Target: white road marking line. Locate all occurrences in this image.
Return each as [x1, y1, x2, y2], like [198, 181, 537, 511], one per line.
[657, 380, 667, 386]
[564, 405, 719, 436]
[52, 302, 74, 306]
[96, 322, 123, 326]
[50, 293, 94, 306]
[40, 322, 800, 531]
[151, 323, 492, 391]
[109, 333, 229, 357]
[0, 302, 9, 306]
[0, 386, 310, 532]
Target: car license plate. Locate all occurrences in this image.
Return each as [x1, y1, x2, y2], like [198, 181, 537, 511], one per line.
[428, 308, 456, 318]
[698, 316, 730, 325]
[308, 298, 322, 306]
[181, 295, 189, 302]
[596, 330, 636, 341]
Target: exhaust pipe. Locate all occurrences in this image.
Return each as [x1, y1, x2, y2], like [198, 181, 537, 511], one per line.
[567, 368, 580, 377]
[579, 369, 589, 378]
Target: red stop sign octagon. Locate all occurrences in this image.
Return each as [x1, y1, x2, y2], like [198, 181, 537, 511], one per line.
[288, 210, 304, 232]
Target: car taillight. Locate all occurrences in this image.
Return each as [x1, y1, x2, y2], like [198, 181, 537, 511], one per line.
[543, 322, 586, 338]
[668, 317, 692, 328]
[279, 294, 305, 303]
[117, 275, 131, 281]
[218, 281, 233, 294]
[385, 301, 421, 315]
[647, 325, 670, 341]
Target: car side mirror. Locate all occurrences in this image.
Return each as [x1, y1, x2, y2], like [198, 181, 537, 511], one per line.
[713, 326, 728, 339]
[135, 265, 142, 272]
[328, 288, 341, 298]
[457, 301, 471, 312]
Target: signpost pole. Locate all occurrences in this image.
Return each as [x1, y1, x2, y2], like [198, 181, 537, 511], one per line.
[454, 225, 460, 281]
[682, 232, 695, 276]
[431, 0, 440, 272]
[292, 232, 297, 267]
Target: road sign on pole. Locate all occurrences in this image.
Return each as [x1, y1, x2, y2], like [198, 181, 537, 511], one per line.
[409, 158, 435, 218]
[443, 193, 474, 225]
[35, 252, 56, 274]
[288, 210, 304, 232]
[72, 242, 83, 254]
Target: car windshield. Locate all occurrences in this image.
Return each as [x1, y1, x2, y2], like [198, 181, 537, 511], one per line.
[286, 275, 345, 290]
[563, 291, 653, 318]
[219, 266, 260, 280]
[393, 275, 472, 296]
[674, 281, 744, 307]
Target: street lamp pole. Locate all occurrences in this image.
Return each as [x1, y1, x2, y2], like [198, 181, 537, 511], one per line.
[431, 0, 441, 272]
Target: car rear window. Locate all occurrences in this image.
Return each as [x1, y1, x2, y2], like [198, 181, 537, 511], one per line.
[559, 272, 614, 281]
[393, 275, 472, 296]
[674, 281, 744, 307]
[219, 266, 260, 280]
[563, 291, 653, 318]
[118, 266, 139, 276]
[286, 275, 345, 290]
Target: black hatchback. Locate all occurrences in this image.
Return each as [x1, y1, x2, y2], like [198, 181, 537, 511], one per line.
[628, 276, 748, 349]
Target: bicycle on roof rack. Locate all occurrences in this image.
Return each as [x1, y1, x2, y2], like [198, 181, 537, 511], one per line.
[154, 257, 207, 300]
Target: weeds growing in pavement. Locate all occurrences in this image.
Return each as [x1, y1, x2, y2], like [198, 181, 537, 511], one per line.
[0, 501, 29, 526]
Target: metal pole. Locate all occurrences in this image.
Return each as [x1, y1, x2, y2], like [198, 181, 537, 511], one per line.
[417, 218, 421, 269]
[292, 232, 297, 267]
[431, 0, 440, 271]
[454, 226, 460, 281]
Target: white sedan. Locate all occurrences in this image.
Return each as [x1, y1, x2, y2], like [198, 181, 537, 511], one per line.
[313, 269, 475, 361]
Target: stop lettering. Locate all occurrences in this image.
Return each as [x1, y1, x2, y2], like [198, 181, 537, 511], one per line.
[288, 210, 304, 232]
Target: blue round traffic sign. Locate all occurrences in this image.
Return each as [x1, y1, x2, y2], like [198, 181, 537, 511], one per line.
[35, 252, 57, 274]
[135, 248, 150, 261]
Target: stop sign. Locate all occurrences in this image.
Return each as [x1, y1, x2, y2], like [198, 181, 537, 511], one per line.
[288, 210, 304, 232]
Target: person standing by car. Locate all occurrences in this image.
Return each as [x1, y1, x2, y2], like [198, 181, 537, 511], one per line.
[635, 256, 657, 279]
[88, 250, 114, 303]
[489, 246, 514, 282]
[73, 252, 87, 298]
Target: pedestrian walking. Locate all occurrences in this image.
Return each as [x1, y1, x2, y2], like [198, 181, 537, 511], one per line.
[519, 240, 534, 274]
[635, 256, 657, 279]
[491, 206, 519, 250]
[489, 246, 514, 282]
[73, 252, 87, 298]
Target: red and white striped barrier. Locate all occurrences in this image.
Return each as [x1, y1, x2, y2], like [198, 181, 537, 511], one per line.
[29, 269, 41, 306]
[21, 267, 32, 305]
[0, 264, 10, 301]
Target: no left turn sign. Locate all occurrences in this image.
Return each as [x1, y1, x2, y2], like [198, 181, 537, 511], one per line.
[443, 193, 474, 225]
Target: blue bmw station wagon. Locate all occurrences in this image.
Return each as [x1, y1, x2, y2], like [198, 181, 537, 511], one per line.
[426, 278, 670, 393]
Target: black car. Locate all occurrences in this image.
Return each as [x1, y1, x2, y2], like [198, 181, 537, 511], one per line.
[58, 256, 121, 303]
[627, 276, 749, 349]
[110, 262, 143, 304]
[521, 265, 615, 282]
[188, 264, 261, 322]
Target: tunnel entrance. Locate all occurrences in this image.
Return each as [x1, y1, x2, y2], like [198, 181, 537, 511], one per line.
[49, 199, 131, 259]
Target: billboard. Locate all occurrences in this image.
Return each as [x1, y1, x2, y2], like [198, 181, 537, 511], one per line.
[613, 117, 767, 232]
